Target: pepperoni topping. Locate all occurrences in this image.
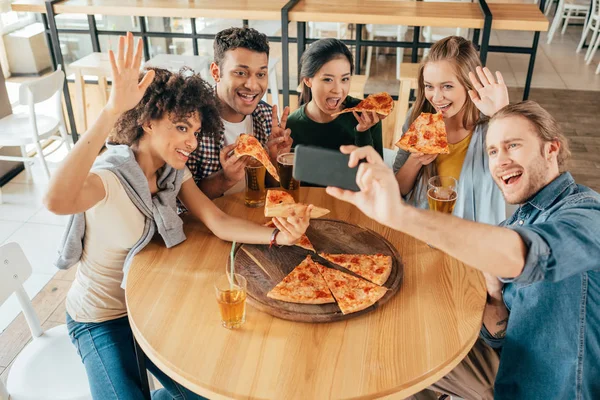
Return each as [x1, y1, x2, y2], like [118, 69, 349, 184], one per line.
[375, 267, 385, 274]
[316, 290, 330, 298]
[332, 256, 345, 263]
[346, 293, 356, 300]
[363, 287, 373, 293]
[408, 135, 418, 145]
[350, 256, 360, 264]
[309, 267, 318, 275]
[335, 281, 344, 288]
[423, 130, 433, 140]
[436, 139, 448, 148]
[298, 273, 309, 281]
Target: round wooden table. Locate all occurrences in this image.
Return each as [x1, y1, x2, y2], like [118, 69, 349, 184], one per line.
[126, 188, 486, 400]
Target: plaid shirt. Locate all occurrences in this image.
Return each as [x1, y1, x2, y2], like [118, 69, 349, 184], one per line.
[186, 101, 273, 185]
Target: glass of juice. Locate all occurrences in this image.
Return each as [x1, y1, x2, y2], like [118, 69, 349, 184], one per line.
[214, 273, 247, 329]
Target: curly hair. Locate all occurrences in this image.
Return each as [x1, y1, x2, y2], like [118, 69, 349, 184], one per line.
[110, 67, 222, 145]
[213, 27, 269, 67]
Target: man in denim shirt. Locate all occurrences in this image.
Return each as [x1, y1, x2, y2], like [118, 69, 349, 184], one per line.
[327, 101, 600, 399]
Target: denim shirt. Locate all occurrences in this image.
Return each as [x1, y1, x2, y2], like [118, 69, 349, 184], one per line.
[479, 172, 600, 400]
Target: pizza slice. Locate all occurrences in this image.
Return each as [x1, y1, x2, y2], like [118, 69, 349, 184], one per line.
[319, 253, 392, 286]
[395, 112, 450, 155]
[264, 190, 330, 219]
[265, 189, 295, 209]
[331, 92, 394, 117]
[266, 256, 335, 304]
[265, 203, 330, 219]
[316, 263, 388, 315]
[264, 220, 315, 252]
[234, 133, 280, 181]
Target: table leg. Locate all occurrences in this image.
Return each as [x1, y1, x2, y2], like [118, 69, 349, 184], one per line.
[523, 31, 541, 101]
[133, 336, 151, 400]
[44, 0, 79, 143]
[281, 0, 300, 108]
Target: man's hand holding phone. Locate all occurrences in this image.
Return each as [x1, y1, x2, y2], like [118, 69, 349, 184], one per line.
[325, 146, 405, 227]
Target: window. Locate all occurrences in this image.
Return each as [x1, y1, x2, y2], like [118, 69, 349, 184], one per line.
[0, 11, 35, 35]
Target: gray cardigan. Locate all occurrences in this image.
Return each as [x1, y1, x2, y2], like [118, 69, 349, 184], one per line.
[393, 112, 506, 225]
[55, 144, 186, 288]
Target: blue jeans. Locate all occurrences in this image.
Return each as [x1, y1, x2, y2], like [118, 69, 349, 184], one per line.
[66, 313, 208, 400]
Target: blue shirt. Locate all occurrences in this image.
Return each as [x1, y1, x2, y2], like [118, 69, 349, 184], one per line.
[480, 172, 600, 399]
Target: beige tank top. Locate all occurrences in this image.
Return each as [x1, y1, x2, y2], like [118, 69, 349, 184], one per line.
[66, 168, 191, 323]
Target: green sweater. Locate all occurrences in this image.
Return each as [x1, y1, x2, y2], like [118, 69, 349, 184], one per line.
[288, 96, 384, 157]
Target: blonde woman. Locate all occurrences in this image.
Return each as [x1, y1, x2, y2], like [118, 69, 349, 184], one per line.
[394, 36, 508, 224]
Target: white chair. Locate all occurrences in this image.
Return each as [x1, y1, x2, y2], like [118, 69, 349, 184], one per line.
[422, 0, 472, 56]
[0, 67, 71, 180]
[144, 54, 211, 81]
[364, 24, 409, 81]
[576, 0, 600, 64]
[0, 242, 92, 400]
[596, 59, 600, 73]
[307, 22, 347, 39]
[261, 56, 280, 112]
[547, 0, 591, 44]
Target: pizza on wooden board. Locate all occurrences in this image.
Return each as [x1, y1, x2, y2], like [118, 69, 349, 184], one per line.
[266, 255, 335, 304]
[234, 133, 280, 181]
[264, 190, 330, 219]
[319, 253, 392, 286]
[395, 112, 450, 155]
[264, 220, 315, 252]
[316, 263, 388, 315]
[331, 92, 394, 117]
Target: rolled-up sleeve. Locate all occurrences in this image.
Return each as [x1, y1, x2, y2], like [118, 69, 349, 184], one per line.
[393, 113, 412, 174]
[501, 202, 600, 285]
[480, 323, 506, 349]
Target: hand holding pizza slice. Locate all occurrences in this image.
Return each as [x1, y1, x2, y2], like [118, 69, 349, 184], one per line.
[234, 133, 280, 181]
[331, 92, 394, 117]
[395, 112, 450, 155]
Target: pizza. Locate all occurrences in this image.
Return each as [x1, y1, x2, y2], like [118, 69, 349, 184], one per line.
[316, 263, 388, 315]
[319, 253, 392, 286]
[266, 256, 335, 304]
[264, 220, 315, 252]
[265, 189, 295, 209]
[395, 112, 450, 155]
[264, 190, 330, 219]
[234, 133, 280, 181]
[331, 92, 394, 117]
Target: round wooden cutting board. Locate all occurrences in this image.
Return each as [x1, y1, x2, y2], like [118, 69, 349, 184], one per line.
[233, 219, 404, 322]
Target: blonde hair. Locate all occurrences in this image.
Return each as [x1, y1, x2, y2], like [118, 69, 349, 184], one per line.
[407, 36, 482, 203]
[491, 101, 571, 170]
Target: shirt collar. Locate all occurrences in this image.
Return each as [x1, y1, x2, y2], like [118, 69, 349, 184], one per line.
[525, 172, 575, 211]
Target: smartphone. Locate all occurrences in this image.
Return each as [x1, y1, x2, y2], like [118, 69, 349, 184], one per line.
[293, 145, 360, 192]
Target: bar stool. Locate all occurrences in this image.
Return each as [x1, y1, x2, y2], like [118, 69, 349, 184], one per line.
[392, 63, 419, 146]
[68, 52, 112, 132]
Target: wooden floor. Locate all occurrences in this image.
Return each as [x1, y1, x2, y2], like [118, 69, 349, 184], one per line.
[1, 86, 599, 388]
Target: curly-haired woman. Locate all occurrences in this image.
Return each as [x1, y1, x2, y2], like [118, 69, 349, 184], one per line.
[44, 33, 311, 399]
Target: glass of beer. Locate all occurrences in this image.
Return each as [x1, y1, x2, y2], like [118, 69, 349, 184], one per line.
[244, 158, 266, 207]
[427, 176, 458, 214]
[215, 273, 247, 329]
[277, 152, 300, 202]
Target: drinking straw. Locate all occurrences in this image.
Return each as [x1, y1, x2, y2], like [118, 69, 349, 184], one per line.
[230, 241, 236, 290]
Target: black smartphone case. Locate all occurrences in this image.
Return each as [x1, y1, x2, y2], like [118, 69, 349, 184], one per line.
[293, 145, 360, 192]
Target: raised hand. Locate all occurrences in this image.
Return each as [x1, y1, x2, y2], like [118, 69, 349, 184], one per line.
[468, 66, 509, 117]
[326, 146, 404, 227]
[353, 111, 382, 132]
[267, 105, 293, 161]
[272, 205, 313, 245]
[106, 32, 155, 116]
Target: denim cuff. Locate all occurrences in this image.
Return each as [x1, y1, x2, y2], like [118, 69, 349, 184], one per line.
[499, 226, 552, 285]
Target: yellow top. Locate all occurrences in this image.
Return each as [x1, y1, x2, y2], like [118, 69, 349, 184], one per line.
[436, 133, 472, 182]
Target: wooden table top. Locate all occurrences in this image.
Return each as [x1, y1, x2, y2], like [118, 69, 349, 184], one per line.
[289, 0, 486, 29]
[125, 188, 487, 400]
[12, 0, 288, 20]
[489, 3, 549, 31]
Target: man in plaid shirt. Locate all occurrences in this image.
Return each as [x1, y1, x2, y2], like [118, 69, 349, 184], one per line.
[187, 27, 292, 199]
